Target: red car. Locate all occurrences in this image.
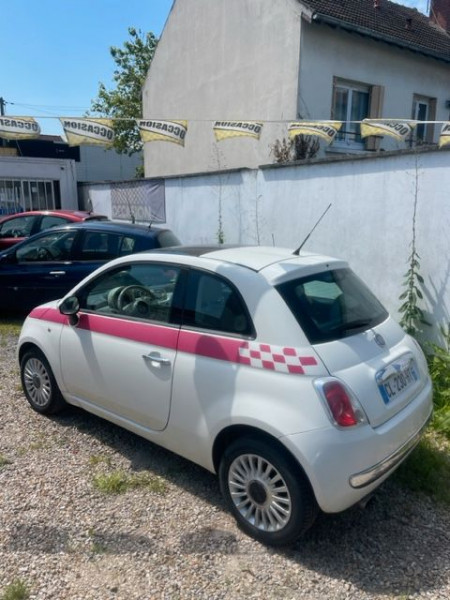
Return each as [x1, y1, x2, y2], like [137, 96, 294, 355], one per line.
[0, 210, 108, 250]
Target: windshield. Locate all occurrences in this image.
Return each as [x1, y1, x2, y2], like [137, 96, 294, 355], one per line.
[276, 268, 388, 344]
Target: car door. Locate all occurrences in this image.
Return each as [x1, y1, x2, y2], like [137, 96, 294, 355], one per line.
[59, 261, 183, 431]
[0, 228, 80, 310]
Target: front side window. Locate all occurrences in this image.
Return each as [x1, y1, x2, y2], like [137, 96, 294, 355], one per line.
[276, 268, 388, 344]
[183, 270, 253, 336]
[332, 79, 370, 147]
[15, 230, 77, 262]
[0, 215, 35, 238]
[79, 262, 181, 323]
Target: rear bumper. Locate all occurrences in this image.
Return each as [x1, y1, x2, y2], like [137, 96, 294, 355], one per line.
[349, 414, 431, 488]
[281, 376, 433, 513]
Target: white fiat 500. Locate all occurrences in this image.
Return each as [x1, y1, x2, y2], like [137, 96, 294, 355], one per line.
[18, 246, 432, 546]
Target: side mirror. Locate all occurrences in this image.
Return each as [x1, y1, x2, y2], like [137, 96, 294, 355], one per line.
[0, 250, 17, 264]
[59, 295, 80, 326]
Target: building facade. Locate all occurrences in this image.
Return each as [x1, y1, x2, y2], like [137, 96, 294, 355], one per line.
[142, 0, 450, 177]
[0, 136, 143, 215]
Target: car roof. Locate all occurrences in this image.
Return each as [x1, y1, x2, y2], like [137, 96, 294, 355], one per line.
[30, 220, 170, 236]
[0, 209, 106, 222]
[143, 244, 348, 274]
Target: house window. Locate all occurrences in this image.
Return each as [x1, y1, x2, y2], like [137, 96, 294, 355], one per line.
[412, 94, 436, 144]
[331, 79, 384, 150]
[332, 79, 370, 147]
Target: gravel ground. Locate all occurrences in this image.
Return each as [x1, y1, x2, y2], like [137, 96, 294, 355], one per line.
[1, 323, 449, 600]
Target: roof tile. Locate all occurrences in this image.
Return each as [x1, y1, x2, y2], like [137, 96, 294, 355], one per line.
[301, 0, 450, 59]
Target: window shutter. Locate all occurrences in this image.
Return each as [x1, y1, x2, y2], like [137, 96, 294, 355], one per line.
[365, 85, 385, 151]
[331, 76, 338, 119]
[427, 97, 437, 143]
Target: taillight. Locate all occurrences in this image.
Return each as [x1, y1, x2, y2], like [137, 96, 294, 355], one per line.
[323, 381, 358, 426]
[315, 379, 367, 428]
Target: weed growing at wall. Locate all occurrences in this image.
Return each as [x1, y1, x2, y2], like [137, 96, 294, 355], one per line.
[398, 154, 429, 337]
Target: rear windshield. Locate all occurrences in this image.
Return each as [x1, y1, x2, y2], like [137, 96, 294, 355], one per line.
[157, 230, 181, 247]
[276, 268, 388, 344]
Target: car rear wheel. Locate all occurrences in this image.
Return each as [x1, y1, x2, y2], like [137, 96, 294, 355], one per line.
[20, 348, 66, 415]
[219, 437, 318, 546]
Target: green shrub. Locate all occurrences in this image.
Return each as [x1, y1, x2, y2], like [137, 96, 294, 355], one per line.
[0, 454, 12, 469]
[92, 470, 168, 495]
[1, 580, 30, 600]
[395, 434, 450, 506]
[427, 325, 450, 438]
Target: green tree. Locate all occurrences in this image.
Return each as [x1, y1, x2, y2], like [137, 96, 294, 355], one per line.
[89, 27, 158, 157]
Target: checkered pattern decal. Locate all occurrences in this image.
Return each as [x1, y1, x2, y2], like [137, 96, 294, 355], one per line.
[238, 342, 320, 375]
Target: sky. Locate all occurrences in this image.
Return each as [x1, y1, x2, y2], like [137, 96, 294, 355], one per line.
[0, 0, 430, 137]
[0, 0, 174, 136]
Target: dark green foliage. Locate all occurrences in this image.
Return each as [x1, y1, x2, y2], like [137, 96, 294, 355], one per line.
[427, 325, 450, 438]
[89, 28, 158, 156]
[395, 436, 450, 505]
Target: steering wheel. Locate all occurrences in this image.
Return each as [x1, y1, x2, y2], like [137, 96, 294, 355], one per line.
[117, 285, 155, 311]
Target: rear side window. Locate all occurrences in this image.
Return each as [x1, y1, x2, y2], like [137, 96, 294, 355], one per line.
[183, 270, 253, 336]
[39, 216, 70, 231]
[78, 232, 137, 260]
[276, 268, 388, 344]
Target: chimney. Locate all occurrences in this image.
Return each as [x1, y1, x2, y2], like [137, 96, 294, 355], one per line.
[429, 0, 450, 33]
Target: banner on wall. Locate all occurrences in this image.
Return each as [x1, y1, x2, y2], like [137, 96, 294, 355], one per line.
[288, 121, 342, 144]
[360, 119, 417, 141]
[0, 117, 41, 140]
[439, 122, 450, 148]
[213, 121, 263, 141]
[137, 120, 188, 146]
[60, 118, 115, 147]
[111, 179, 165, 223]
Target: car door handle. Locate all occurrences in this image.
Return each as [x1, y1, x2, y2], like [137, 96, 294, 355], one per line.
[143, 352, 171, 366]
[49, 271, 66, 276]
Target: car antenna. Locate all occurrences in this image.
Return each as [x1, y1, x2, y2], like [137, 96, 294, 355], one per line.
[293, 203, 332, 255]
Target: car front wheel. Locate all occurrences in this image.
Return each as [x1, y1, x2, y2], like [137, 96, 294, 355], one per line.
[20, 348, 66, 415]
[219, 437, 318, 546]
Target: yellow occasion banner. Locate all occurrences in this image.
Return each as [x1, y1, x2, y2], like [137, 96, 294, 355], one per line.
[137, 120, 188, 146]
[213, 121, 263, 141]
[60, 118, 115, 147]
[360, 120, 416, 141]
[288, 121, 342, 144]
[0, 117, 41, 140]
[439, 122, 450, 148]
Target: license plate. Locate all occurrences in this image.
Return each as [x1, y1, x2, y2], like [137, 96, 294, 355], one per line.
[376, 358, 418, 404]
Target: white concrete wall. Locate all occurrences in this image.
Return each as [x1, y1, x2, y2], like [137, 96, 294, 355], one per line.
[299, 23, 450, 151]
[162, 148, 450, 342]
[142, 0, 302, 177]
[0, 156, 78, 208]
[78, 184, 113, 218]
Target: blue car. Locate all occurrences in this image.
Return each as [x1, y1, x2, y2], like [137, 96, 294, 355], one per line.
[0, 221, 180, 312]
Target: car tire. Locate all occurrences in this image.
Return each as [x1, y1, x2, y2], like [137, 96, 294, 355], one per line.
[219, 436, 318, 546]
[20, 348, 66, 415]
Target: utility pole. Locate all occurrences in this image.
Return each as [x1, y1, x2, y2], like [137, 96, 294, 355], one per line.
[0, 97, 5, 147]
